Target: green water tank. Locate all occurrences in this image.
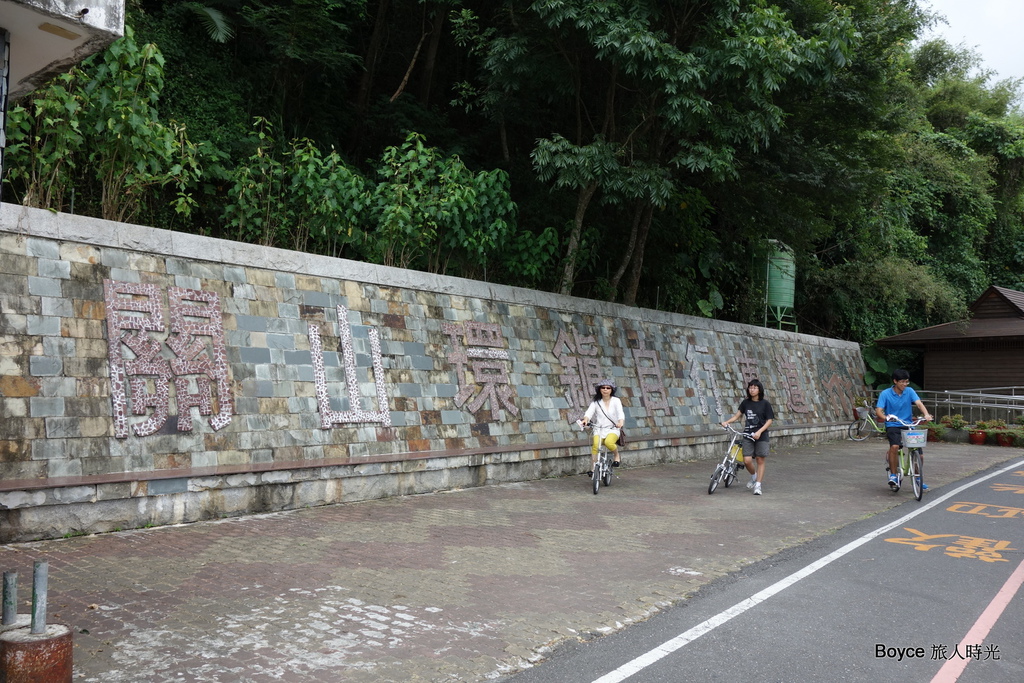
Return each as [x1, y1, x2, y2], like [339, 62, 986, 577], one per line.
[766, 241, 796, 309]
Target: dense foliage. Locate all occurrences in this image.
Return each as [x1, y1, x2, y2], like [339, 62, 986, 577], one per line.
[5, 0, 1023, 360]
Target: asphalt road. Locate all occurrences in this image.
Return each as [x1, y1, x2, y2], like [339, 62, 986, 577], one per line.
[504, 456, 1024, 683]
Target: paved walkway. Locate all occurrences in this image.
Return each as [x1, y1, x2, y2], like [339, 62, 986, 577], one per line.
[1, 439, 1020, 682]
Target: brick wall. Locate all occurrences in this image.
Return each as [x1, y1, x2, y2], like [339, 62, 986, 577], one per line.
[0, 204, 865, 540]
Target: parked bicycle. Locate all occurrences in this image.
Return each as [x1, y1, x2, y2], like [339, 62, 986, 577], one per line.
[848, 406, 884, 441]
[885, 415, 927, 501]
[708, 424, 755, 494]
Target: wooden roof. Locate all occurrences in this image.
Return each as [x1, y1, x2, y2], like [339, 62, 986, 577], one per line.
[876, 286, 1024, 347]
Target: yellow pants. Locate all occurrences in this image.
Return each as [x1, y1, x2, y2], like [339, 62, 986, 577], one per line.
[591, 432, 619, 455]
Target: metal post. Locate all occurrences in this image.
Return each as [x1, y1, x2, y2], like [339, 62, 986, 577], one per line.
[2, 572, 15, 625]
[30, 561, 47, 635]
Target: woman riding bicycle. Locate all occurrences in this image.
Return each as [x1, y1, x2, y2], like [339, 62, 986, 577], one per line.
[581, 380, 625, 475]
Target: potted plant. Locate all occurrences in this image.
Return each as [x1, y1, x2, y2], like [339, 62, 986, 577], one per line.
[924, 422, 945, 442]
[984, 419, 1013, 446]
[942, 414, 969, 443]
[968, 421, 988, 445]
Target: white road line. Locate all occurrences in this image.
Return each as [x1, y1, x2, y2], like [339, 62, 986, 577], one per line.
[592, 459, 1024, 683]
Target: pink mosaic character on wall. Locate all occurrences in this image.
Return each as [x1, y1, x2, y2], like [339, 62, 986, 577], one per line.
[553, 327, 602, 423]
[737, 356, 760, 384]
[685, 341, 724, 418]
[104, 280, 233, 438]
[443, 320, 519, 421]
[308, 305, 391, 429]
[817, 352, 859, 421]
[776, 353, 811, 414]
[632, 338, 669, 412]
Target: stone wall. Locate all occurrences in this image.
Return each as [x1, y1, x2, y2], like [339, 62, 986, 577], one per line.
[0, 204, 866, 541]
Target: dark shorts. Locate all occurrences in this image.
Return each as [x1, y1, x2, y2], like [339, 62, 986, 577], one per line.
[742, 438, 769, 458]
[886, 426, 907, 447]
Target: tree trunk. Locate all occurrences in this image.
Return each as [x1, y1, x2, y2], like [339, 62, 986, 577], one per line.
[418, 9, 445, 106]
[622, 203, 654, 306]
[390, 31, 427, 102]
[609, 200, 647, 297]
[349, 0, 390, 147]
[558, 180, 599, 295]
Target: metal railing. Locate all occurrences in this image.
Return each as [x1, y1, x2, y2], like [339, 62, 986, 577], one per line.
[917, 388, 1024, 426]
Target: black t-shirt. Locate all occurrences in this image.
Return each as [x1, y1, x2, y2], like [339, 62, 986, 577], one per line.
[738, 398, 774, 441]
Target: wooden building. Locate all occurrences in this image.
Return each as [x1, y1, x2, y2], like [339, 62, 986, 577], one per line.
[876, 286, 1024, 390]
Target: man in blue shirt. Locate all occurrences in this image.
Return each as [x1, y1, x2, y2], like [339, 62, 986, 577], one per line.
[875, 369, 932, 492]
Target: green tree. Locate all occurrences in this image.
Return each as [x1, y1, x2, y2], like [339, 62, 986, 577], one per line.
[363, 132, 517, 275]
[224, 119, 366, 255]
[4, 26, 207, 223]
[456, 0, 857, 300]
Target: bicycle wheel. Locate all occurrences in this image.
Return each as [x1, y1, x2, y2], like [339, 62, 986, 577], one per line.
[724, 462, 737, 488]
[592, 465, 601, 494]
[848, 419, 870, 441]
[708, 465, 723, 494]
[603, 466, 613, 487]
[911, 449, 923, 501]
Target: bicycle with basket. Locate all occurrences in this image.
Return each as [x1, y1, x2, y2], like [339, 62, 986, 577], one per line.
[848, 405, 885, 441]
[886, 415, 928, 501]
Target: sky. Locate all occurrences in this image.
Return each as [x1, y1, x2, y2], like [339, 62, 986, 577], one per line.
[919, 0, 1024, 83]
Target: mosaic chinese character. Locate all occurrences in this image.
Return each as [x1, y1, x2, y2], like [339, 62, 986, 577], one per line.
[553, 327, 601, 423]
[777, 353, 811, 414]
[309, 305, 391, 429]
[685, 342, 723, 418]
[633, 338, 669, 413]
[737, 356, 760, 384]
[817, 353, 858, 420]
[104, 280, 233, 438]
[443, 321, 519, 421]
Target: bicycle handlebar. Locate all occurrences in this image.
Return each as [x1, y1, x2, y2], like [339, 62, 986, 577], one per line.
[722, 424, 756, 440]
[885, 415, 926, 427]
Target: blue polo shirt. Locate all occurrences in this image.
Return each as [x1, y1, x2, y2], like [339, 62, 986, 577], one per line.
[876, 386, 920, 427]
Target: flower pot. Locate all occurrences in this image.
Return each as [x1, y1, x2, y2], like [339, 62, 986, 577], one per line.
[995, 432, 1015, 447]
[968, 430, 987, 445]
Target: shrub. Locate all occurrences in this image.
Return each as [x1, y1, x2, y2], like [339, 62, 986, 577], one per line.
[947, 414, 967, 431]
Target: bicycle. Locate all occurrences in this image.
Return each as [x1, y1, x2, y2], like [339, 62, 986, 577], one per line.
[708, 424, 755, 494]
[579, 422, 615, 495]
[884, 415, 927, 501]
[848, 406, 884, 441]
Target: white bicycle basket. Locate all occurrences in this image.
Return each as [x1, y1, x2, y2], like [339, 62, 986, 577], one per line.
[902, 430, 927, 448]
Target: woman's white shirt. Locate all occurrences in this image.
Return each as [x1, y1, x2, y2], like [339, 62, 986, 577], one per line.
[584, 396, 624, 437]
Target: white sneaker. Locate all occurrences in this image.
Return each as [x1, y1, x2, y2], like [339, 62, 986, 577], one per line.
[746, 476, 757, 490]
[753, 482, 762, 495]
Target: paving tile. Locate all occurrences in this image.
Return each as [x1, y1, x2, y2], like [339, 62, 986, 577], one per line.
[0, 440, 1017, 682]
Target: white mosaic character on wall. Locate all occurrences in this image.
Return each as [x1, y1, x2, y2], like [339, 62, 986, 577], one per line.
[308, 305, 391, 429]
[104, 280, 233, 438]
